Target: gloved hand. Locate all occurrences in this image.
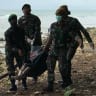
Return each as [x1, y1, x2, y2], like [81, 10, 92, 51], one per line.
[89, 42, 94, 50]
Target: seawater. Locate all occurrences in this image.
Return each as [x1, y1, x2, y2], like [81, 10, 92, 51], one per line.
[0, 9, 96, 38]
[0, 9, 96, 53]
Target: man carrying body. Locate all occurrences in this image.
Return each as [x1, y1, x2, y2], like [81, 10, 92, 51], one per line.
[44, 5, 94, 92]
[18, 4, 42, 82]
[5, 14, 27, 92]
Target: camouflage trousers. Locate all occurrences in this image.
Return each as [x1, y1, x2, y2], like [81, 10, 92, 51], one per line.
[46, 42, 79, 84]
[5, 46, 24, 78]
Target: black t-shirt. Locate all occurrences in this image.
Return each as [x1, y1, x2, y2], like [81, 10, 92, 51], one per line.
[5, 26, 26, 49]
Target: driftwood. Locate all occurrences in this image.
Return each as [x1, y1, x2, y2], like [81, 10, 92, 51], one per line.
[0, 64, 18, 80]
[0, 73, 8, 80]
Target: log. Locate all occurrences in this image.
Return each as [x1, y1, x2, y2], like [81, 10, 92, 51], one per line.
[0, 73, 8, 80]
[0, 64, 18, 80]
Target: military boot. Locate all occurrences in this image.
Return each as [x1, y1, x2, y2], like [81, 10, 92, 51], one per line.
[22, 79, 28, 90]
[43, 82, 54, 92]
[61, 77, 72, 89]
[9, 79, 17, 92]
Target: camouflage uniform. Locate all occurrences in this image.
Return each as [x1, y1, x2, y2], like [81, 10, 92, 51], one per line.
[46, 16, 93, 88]
[18, 13, 42, 81]
[18, 14, 42, 45]
[5, 26, 26, 89]
[18, 14, 42, 61]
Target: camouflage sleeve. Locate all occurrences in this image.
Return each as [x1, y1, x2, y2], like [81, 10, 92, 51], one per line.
[18, 17, 28, 39]
[48, 23, 54, 39]
[33, 17, 41, 39]
[75, 19, 93, 43]
[18, 17, 22, 26]
[44, 24, 53, 50]
[18, 17, 24, 29]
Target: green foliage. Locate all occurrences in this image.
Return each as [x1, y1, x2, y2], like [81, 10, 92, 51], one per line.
[64, 86, 75, 96]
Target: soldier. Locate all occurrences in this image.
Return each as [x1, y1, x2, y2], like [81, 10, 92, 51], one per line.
[5, 14, 27, 92]
[43, 5, 94, 92]
[18, 4, 42, 82]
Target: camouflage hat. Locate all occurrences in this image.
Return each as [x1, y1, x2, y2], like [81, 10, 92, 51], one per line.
[22, 4, 31, 10]
[56, 5, 70, 16]
[8, 14, 17, 22]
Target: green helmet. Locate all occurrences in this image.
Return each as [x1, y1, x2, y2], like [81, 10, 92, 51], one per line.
[8, 14, 17, 22]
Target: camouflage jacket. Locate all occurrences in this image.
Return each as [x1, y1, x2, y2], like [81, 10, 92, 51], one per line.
[18, 14, 42, 46]
[47, 16, 93, 56]
[49, 16, 93, 48]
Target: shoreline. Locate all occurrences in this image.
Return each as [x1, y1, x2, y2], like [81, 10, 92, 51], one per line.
[0, 27, 96, 54]
[0, 26, 96, 41]
[0, 26, 96, 40]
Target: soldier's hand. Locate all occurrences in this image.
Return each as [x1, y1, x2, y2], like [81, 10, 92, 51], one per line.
[18, 49, 23, 56]
[89, 42, 94, 50]
[43, 46, 50, 53]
